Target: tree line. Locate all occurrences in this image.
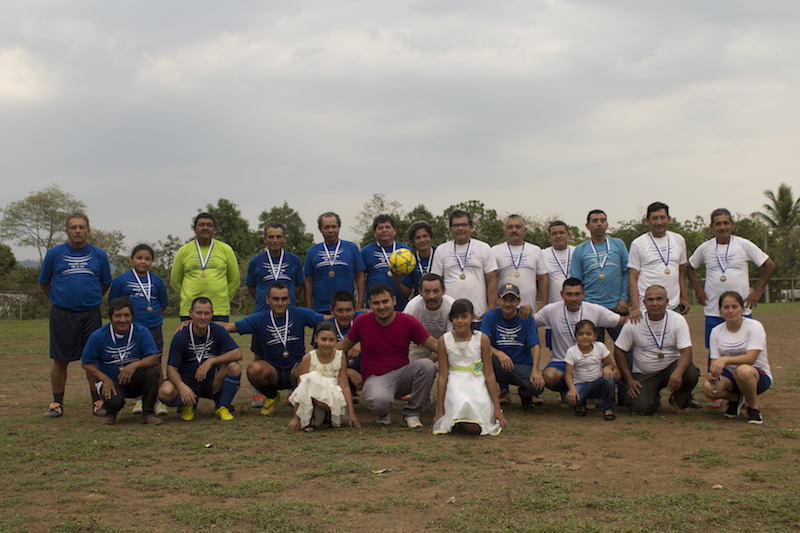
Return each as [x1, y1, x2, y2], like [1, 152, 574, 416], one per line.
[1, 185, 799, 318]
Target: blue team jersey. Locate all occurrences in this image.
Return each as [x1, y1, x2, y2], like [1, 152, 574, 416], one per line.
[303, 240, 366, 313]
[167, 323, 239, 379]
[326, 311, 364, 340]
[108, 270, 169, 329]
[81, 324, 159, 381]
[410, 247, 436, 293]
[39, 243, 112, 310]
[361, 242, 413, 310]
[235, 307, 325, 369]
[570, 238, 629, 310]
[245, 251, 304, 312]
[480, 308, 540, 365]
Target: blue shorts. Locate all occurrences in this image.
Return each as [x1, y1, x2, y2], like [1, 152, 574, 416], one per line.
[545, 329, 552, 350]
[545, 360, 566, 373]
[704, 316, 725, 348]
[722, 368, 772, 396]
[274, 364, 298, 390]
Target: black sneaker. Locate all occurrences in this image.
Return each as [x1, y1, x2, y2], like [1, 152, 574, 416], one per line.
[747, 408, 763, 425]
[724, 395, 745, 418]
[521, 396, 535, 412]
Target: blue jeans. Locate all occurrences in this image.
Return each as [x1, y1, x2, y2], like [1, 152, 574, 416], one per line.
[574, 376, 616, 411]
[491, 358, 545, 399]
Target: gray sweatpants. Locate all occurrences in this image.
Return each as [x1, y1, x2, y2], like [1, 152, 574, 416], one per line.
[363, 359, 436, 417]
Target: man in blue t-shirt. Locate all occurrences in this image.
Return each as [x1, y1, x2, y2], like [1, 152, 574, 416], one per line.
[328, 291, 364, 398]
[81, 297, 161, 425]
[361, 214, 413, 310]
[480, 283, 545, 412]
[221, 282, 325, 416]
[304, 212, 366, 313]
[570, 209, 630, 342]
[159, 297, 242, 421]
[245, 221, 305, 408]
[39, 213, 113, 418]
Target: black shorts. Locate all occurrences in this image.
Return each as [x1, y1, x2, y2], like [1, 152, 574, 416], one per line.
[251, 334, 264, 360]
[50, 305, 101, 362]
[182, 367, 220, 399]
[147, 326, 164, 355]
[275, 365, 296, 390]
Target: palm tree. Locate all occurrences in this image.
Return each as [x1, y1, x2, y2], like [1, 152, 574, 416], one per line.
[756, 183, 800, 229]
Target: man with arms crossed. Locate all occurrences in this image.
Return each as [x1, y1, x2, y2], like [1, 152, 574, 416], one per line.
[361, 214, 413, 310]
[39, 213, 112, 418]
[171, 213, 240, 322]
[480, 284, 545, 411]
[492, 215, 549, 318]
[158, 297, 242, 421]
[304, 212, 366, 313]
[81, 297, 161, 425]
[535, 278, 625, 399]
[431, 209, 498, 326]
[222, 283, 325, 415]
[245, 221, 304, 408]
[336, 283, 439, 428]
[614, 285, 699, 415]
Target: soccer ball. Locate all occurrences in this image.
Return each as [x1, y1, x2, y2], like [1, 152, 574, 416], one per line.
[389, 249, 417, 275]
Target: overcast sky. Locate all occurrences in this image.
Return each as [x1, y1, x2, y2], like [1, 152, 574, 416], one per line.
[3, 1, 799, 260]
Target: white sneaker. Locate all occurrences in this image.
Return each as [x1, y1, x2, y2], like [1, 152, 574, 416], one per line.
[403, 415, 423, 429]
[132, 400, 143, 414]
[155, 401, 169, 416]
[375, 413, 392, 425]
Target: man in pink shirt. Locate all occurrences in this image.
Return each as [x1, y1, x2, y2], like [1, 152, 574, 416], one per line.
[337, 283, 438, 428]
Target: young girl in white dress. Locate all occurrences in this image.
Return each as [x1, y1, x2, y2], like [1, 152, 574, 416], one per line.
[702, 291, 772, 425]
[288, 323, 361, 432]
[432, 299, 506, 436]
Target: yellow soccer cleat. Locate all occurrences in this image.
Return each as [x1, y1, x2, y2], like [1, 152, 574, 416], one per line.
[216, 406, 234, 421]
[260, 395, 280, 416]
[181, 405, 195, 421]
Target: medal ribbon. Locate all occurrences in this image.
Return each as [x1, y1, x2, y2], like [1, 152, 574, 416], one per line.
[551, 247, 571, 278]
[507, 243, 523, 271]
[323, 240, 341, 269]
[645, 312, 669, 353]
[132, 270, 152, 308]
[648, 232, 671, 269]
[715, 237, 731, 275]
[270, 309, 290, 353]
[416, 249, 433, 275]
[189, 326, 211, 366]
[563, 304, 583, 343]
[267, 250, 284, 281]
[590, 240, 609, 273]
[454, 239, 472, 274]
[195, 239, 215, 274]
[334, 320, 345, 341]
[109, 323, 134, 365]
[380, 242, 396, 270]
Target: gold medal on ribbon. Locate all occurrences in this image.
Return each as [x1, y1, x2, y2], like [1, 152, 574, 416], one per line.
[599, 272, 606, 280]
[513, 271, 520, 278]
[459, 273, 466, 280]
[328, 270, 335, 278]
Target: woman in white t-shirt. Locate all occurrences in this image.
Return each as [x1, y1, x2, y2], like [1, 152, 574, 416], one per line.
[702, 291, 772, 425]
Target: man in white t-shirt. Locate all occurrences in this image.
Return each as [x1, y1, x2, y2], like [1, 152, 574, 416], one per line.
[534, 278, 625, 396]
[543, 220, 575, 351]
[628, 202, 689, 323]
[403, 274, 454, 362]
[614, 285, 699, 415]
[686, 207, 774, 350]
[431, 209, 498, 326]
[492, 215, 548, 318]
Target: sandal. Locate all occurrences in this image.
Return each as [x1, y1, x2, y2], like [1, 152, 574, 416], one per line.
[575, 406, 587, 417]
[604, 412, 616, 421]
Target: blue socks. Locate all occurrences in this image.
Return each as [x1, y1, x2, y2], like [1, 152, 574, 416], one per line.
[219, 375, 241, 408]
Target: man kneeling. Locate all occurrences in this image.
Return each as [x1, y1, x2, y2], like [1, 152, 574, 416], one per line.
[158, 297, 242, 421]
[81, 297, 161, 425]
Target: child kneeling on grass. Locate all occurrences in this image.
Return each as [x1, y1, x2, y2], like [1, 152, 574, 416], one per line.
[565, 320, 618, 421]
[288, 322, 360, 432]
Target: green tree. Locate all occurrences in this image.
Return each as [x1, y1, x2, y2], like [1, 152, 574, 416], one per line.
[0, 185, 87, 263]
[0, 243, 16, 276]
[87, 229, 127, 273]
[257, 201, 315, 261]
[353, 194, 404, 247]
[755, 183, 800, 278]
[201, 199, 259, 260]
[402, 204, 448, 247]
[154, 234, 185, 271]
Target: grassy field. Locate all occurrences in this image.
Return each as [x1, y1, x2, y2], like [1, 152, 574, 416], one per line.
[1, 307, 799, 532]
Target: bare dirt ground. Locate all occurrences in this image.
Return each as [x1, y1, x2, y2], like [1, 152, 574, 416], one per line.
[1, 309, 799, 532]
